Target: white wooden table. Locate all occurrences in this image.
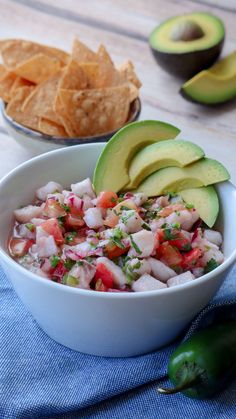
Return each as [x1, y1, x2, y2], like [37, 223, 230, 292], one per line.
[0, 0, 235, 183]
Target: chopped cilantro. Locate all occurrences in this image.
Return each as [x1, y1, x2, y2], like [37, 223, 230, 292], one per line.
[125, 272, 134, 285]
[161, 223, 167, 229]
[85, 256, 93, 264]
[204, 258, 219, 273]
[120, 205, 132, 211]
[50, 255, 60, 268]
[171, 222, 180, 229]
[25, 223, 35, 232]
[57, 216, 65, 227]
[167, 191, 177, 198]
[145, 210, 160, 220]
[111, 236, 125, 249]
[77, 260, 84, 266]
[141, 222, 151, 231]
[61, 204, 71, 213]
[142, 199, 154, 209]
[163, 229, 176, 241]
[120, 210, 135, 224]
[175, 211, 181, 216]
[64, 259, 75, 270]
[65, 231, 77, 243]
[131, 260, 141, 270]
[110, 197, 117, 203]
[185, 203, 194, 209]
[182, 243, 192, 251]
[130, 235, 142, 255]
[109, 228, 126, 249]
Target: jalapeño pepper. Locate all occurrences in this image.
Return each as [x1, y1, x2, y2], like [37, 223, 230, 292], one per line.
[158, 321, 236, 399]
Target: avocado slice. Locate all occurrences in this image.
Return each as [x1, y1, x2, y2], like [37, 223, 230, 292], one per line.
[179, 186, 219, 227]
[134, 158, 230, 196]
[180, 51, 236, 104]
[93, 120, 180, 193]
[149, 12, 224, 78]
[127, 140, 205, 189]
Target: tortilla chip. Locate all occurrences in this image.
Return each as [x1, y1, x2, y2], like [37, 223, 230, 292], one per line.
[0, 64, 8, 80]
[38, 118, 68, 137]
[0, 72, 17, 102]
[59, 59, 88, 90]
[10, 76, 34, 97]
[1, 39, 69, 68]
[72, 38, 98, 63]
[14, 53, 61, 84]
[6, 86, 39, 130]
[79, 63, 100, 88]
[118, 60, 142, 88]
[55, 86, 130, 137]
[22, 72, 62, 125]
[126, 82, 139, 102]
[96, 44, 122, 88]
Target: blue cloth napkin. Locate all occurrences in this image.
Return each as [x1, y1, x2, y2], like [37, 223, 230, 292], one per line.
[1, 264, 236, 419]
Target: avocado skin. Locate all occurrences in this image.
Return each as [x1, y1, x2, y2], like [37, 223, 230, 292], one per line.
[150, 38, 224, 79]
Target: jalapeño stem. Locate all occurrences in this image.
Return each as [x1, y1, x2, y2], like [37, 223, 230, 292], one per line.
[158, 377, 198, 395]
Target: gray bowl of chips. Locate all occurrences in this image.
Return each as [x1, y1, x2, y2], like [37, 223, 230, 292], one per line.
[1, 97, 141, 155]
[0, 38, 142, 155]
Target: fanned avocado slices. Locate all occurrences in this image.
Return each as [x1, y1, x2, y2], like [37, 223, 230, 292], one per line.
[134, 158, 230, 196]
[127, 140, 205, 189]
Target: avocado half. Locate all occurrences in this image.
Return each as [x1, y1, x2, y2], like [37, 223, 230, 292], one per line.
[149, 12, 225, 78]
[180, 51, 236, 104]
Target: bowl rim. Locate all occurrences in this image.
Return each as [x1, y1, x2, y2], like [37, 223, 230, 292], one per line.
[1, 97, 141, 145]
[0, 143, 235, 299]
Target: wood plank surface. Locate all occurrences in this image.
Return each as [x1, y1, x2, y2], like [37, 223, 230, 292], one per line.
[0, 0, 235, 184]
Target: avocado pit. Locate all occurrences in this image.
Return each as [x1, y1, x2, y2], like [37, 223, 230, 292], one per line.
[170, 20, 204, 42]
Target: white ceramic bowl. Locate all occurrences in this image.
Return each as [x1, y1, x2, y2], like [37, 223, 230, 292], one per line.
[0, 143, 235, 357]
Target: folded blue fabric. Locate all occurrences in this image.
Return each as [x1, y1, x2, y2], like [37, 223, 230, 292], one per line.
[0, 264, 236, 419]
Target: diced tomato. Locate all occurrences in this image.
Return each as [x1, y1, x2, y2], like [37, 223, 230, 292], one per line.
[157, 242, 183, 267]
[51, 261, 68, 282]
[95, 263, 114, 288]
[41, 218, 64, 245]
[103, 211, 119, 228]
[169, 237, 192, 251]
[43, 198, 66, 218]
[156, 229, 191, 252]
[156, 229, 165, 244]
[105, 242, 129, 259]
[97, 191, 118, 208]
[8, 238, 34, 257]
[182, 248, 202, 270]
[65, 213, 85, 230]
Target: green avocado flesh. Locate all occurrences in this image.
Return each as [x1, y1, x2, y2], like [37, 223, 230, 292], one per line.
[134, 158, 230, 196]
[149, 12, 224, 54]
[93, 120, 180, 193]
[126, 140, 205, 189]
[179, 186, 219, 227]
[181, 51, 236, 104]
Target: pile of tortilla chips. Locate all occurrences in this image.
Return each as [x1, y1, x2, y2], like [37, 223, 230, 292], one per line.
[0, 39, 141, 137]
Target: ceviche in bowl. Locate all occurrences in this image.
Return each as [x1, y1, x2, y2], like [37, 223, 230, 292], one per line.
[9, 178, 224, 293]
[0, 141, 235, 357]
